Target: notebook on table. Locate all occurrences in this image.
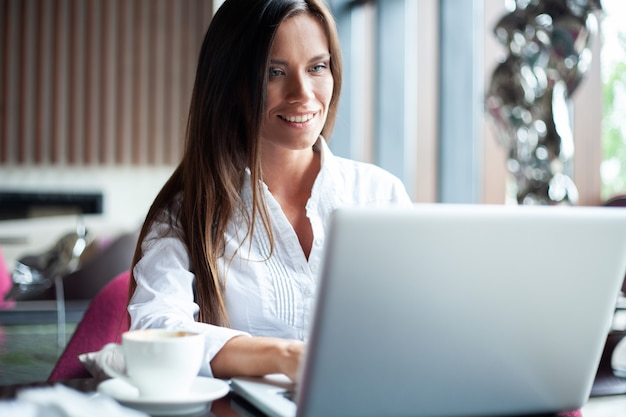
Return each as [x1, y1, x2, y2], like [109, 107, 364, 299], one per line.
[231, 204, 626, 417]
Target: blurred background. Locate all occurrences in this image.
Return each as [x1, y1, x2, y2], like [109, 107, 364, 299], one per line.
[0, 0, 624, 385]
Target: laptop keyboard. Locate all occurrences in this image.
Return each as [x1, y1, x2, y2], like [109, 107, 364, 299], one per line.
[280, 389, 297, 403]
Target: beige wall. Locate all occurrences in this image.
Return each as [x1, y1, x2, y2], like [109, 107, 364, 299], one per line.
[0, 0, 213, 166]
[482, 0, 509, 205]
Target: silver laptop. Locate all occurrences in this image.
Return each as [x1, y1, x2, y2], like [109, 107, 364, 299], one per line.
[232, 204, 626, 417]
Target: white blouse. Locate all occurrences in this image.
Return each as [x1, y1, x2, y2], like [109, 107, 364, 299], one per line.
[128, 139, 412, 377]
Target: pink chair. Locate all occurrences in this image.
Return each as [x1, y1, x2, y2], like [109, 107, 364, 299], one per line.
[48, 270, 130, 381]
[558, 411, 582, 417]
[0, 246, 15, 309]
[605, 194, 626, 207]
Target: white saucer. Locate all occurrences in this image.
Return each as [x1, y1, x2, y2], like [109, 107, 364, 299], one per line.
[97, 376, 229, 416]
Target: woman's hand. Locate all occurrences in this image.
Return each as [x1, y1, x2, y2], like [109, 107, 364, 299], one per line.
[276, 339, 305, 382]
[210, 335, 305, 382]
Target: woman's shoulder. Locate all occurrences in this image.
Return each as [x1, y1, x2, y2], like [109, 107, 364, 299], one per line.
[324, 153, 411, 205]
[320, 139, 397, 184]
[144, 193, 184, 240]
[330, 154, 402, 185]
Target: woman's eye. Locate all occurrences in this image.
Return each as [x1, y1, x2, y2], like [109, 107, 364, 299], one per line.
[269, 68, 284, 77]
[311, 63, 328, 73]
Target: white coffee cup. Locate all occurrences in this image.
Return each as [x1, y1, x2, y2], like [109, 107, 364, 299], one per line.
[100, 329, 204, 399]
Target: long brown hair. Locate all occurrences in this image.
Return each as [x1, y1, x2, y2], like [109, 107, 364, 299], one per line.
[129, 0, 343, 326]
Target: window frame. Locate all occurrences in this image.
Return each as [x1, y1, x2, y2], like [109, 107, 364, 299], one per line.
[331, 0, 603, 205]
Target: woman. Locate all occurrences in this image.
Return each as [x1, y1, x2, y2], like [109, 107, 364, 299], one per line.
[128, 0, 412, 382]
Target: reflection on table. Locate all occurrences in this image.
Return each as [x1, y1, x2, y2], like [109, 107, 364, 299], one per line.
[0, 377, 612, 417]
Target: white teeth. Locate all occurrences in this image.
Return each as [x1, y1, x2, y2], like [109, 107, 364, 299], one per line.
[283, 113, 314, 123]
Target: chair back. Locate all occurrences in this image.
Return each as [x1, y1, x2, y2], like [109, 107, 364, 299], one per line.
[605, 195, 626, 208]
[48, 270, 130, 381]
[0, 247, 15, 309]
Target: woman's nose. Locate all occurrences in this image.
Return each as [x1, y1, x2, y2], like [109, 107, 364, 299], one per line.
[286, 73, 314, 103]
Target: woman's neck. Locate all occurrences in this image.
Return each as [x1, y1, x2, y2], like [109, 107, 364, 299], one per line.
[261, 146, 320, 199]
[261, 145, 321, 260]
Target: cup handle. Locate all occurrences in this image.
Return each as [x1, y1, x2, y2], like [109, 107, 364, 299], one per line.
[98, 343, 131, 383]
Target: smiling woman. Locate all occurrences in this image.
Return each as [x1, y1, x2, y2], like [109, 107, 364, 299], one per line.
[126, 0, 412, 386]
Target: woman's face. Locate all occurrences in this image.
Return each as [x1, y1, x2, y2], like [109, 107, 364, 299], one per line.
[259, 13, 334, 155]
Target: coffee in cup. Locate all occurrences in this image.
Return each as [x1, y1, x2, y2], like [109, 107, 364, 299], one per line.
[100, 329, 204, 398]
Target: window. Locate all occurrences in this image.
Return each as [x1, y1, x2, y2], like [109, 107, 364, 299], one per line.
[330, 0, 483, 203]
[600, 0, 626, 200]
[328, 0, 439, 202]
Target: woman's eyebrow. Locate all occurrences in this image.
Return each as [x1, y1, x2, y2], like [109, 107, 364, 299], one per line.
[269, 58, 289, 66]
[269, 53, 331, 66]
[309, 53, 331, 62]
